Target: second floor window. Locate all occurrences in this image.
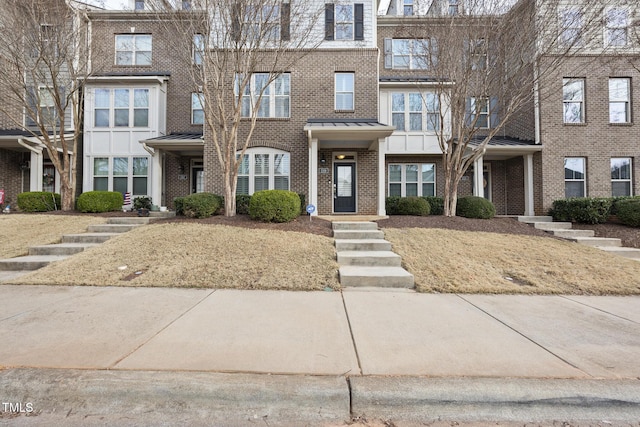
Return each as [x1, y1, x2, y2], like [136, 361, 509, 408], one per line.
[559, 8, 583, 47]
[325, 3, 364, 41]
[466, 97, 498, 129]
[605, 8, 628, 47]
[191, 93, 204, 125]
[38, 86, 57, 123]
[193, 34, 204, 65]
[335, 73, 354, 110]
[563, 78, 585, 123]
[468, 39, 487, 70]
[236, 73, 290, 118]
[391, 92, 439, 132]
[609, 78, 630, 124]
[384, 39, 435, 70]
[115, 34, 152, 66]
[94, 88, 149, 128]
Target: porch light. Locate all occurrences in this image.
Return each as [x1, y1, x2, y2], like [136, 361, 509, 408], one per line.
[320, 153, 326, 164]
[336, 154, 346, 160]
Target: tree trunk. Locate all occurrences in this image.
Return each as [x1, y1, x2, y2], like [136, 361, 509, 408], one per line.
[59, 178, 74, 211]
[224, 176, 236, 217]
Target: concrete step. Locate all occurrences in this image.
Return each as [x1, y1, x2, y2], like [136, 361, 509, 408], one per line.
[333, 230, 384, 240]
[518, 216, 553, 223]
[335, 239, 392, 252]
[567, 237, 622, 247]
[534, 222, 573, 231]
[0, 255, 70, 271]
[149, 211, 176, 218]
[62, 233, 120, 244]
[598, 246, 640, 260]
[28, 243, 101, 256]
[552, 229, 595, 238]
[339, 266, 414, 288]
[332, 221, 378, 231]
[107, 217, 151, 225]
[337, 251, 402, 267]
[87, 224, 142, 233]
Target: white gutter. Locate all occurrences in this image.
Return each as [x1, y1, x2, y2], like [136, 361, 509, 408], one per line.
[142, 142, 155, 156]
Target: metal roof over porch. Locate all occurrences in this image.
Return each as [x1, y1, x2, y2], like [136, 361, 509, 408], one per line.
[141, 133, 204, 156]
[304, 119, 395, 149]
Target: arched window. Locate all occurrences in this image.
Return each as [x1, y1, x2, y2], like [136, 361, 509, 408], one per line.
[236, 148, 290, 195]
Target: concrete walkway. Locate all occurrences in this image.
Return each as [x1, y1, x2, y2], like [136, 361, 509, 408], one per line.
[1, 285, 640, 425]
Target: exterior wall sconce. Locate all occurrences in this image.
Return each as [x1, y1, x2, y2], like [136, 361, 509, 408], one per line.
[320, 153, 326, 164]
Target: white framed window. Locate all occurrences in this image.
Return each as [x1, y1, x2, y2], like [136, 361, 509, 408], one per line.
[559, 8, 583, 47]
[134, 0, 145, 10]
[388, 164, 436, 197]
[193, 34, 204, 65]
[564, 157, 586, 198]
[93, 88, 149, 128]
[563, 78, 585, 123]
[609, 78, 630, 123]
[467, 97, 490, 129]
[335, 3, 354, 40]
[605, 8, 628, 47]
[244, 3, 281, 41]
[236, 148, 290, 195]
[93, 156, 149, 196]
[236, 73, 290, 118]
[403, 0, 413, 16]
[448, 0, 459, 15]
[335, 72, 354, 110]
[390, 39, 433, 70]
[469, 39, 487, 70]
[38, 86, 56, 123]
[191, 93, 204, 125]
[391, 92, 440, 132]
[611, 158, 632, 197]
[115, 34, 152, 66]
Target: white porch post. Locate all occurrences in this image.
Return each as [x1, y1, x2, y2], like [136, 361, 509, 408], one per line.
[473, 156, 484, 197]
[524, 153, 535, 216]
[308, 138, 318, 216]
[377, 138, 386, 216]
[151, 148, 163, 207]
[29, 148, 44, 191]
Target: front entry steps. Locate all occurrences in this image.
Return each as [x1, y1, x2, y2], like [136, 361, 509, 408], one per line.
[518, 216, 640, 261]
[333, 221, 414, 289]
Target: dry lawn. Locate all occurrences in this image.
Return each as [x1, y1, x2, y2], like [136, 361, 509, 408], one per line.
[9, 223, 340, 290]
[384, 227, 640, 295]
[0, 214, 105, 259]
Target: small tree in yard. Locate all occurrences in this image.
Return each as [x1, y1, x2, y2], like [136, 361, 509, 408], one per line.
[399, 0, 612, 216]
[148, 0, 323, 216]
[0, 0, 93, 211]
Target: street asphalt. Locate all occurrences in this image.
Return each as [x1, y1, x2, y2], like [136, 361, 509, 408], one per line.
[1, 284, 640, 425]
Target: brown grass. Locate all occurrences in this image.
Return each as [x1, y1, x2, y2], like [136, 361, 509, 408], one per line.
[9, 223, 340, 291]
[383, 227, 640, 295]
[0, 214, 106, 259]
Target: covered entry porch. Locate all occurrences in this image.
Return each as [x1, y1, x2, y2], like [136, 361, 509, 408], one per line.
[304, 119, 394, 216]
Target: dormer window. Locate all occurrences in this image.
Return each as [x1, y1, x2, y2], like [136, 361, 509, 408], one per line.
[403, 0, 413, 16]
[448, 0, 459, 16]
[324, 3, 364, 41]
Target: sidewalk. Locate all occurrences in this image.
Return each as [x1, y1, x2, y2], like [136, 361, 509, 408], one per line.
[1, 285, 640, 425]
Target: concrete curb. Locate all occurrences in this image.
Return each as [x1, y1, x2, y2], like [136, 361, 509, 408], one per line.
[350, 376, 640, 423]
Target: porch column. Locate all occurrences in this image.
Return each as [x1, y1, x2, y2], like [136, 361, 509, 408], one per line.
[151, 148, 163, 207]
[377, 138, 386, 216]
[524, 153, 535, 216]
[29, 148, 44, 191]
[308, 138, 318, 216]
[473, 156, 484, 197]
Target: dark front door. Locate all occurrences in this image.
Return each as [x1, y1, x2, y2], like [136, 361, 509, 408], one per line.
[192, 167, 204, 193]
[334, 163, 356, 213]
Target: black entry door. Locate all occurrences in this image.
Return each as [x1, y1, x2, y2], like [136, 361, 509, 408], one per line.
[334, 163, 356, 213]
[192, 167, 204, 193]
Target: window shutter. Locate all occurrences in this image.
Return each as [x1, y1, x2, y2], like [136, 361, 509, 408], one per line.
[325, 3, 334, 41]
[25, 87, 37, 127]
[383, 38, 392, 69]
[490, 97, 500, 128]
[354, 3, 364, 41]
[281, 2, 291, 41]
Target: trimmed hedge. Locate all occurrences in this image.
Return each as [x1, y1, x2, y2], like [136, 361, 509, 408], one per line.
[616, 198, 640, 227]
[173, 197, 185, 215]
[249, 190, 300, 223]
[77, 191, 123, 213]
[235, 195, 252, 215]
[456, 196, 496, 219]
[610, 196, 640, 216]
[422, 196, 444, 216]
[549, 198, 612, 224]
[182, 192, 223, 218]
[17, 192, 61, 212]
[385, 196, 402, 215]
[396, 196, 430, 216]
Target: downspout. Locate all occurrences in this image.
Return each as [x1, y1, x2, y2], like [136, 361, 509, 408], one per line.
[534, 59, 541, 145]
[142, 142, 155, 156]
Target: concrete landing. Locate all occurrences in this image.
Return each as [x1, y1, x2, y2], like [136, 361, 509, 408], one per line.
[339, 266, 414, 288]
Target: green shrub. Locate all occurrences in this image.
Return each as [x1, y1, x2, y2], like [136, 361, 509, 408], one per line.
[385, 196, 402, 215]
[456, 196, 496, 219]
[422, 196, 444, 215]
[235, 195, 252, 215]
[173, 197, 185, 215]
[395, 196, 431, 216]
[133, 196, 152, 210]
[17, 192, 61, 212]
[76, 191, 123, 213]
[549, 198, 612, 224]
[182, 193, 222, 218]
[616, 198, 640, 227]
[610, 196, 640, 216]
[249, 190, 300, 223]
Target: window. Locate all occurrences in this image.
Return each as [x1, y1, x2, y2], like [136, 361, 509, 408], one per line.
[564, 157, 586, 198]
[386, 39, 434, 70]
[562, 78, 585, 123]
[38, 86, 56, 123]
[135, 0, 144, 10]
[448, 0, 459, 16]
[469, 39, 487, 70]
[335, 73, 354, 110]
[193, 34, 204, 65]
[115, 34, 152, 66]
[39, 24, 58, 57]
[191, 93, 204, 125]
[388, 164, 436, 197]
[559, 8, 583, 47]
[609, 78, 630, 123]
[236, 73, 290, 118]
[605, 8, 628, 47]
[611, 158, 632, 196]
[93, 88, 149, 128]
[391, 92, 440, 132]
[182, 1, 191, 10]
[244, 4, 281, 41]
[236, 149, 290, 195]
[325, 3, 364, 41]
[403, 0, 413, 16]
[467, 97, 496, 129]
[93, 156, 149, 196]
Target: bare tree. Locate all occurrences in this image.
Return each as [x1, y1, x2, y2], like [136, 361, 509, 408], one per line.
[397, 0, 612, 216]
[148, 0, 323, 216]
[0, 0, 94, 211]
